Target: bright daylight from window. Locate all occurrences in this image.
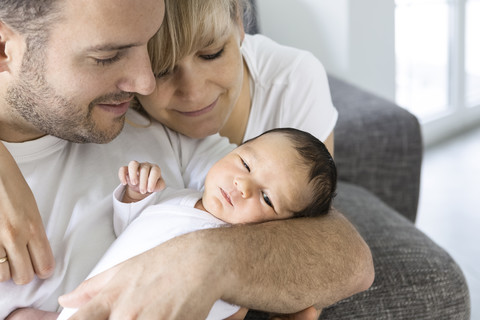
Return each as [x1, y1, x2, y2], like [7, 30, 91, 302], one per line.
[466, 0, 480, 107]
[395, 0, 480, 122]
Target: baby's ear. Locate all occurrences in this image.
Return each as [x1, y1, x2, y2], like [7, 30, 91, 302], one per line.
[0, 21, 25, 74]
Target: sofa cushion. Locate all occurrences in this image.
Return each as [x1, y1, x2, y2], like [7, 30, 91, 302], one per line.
[245, 181, 470, 320]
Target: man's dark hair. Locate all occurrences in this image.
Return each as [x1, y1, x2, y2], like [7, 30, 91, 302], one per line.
[251, 127, 337, 218]
[0, 1, 62, 49]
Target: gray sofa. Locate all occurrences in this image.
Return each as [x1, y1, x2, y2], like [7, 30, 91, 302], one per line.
[244, 2, 470, 319]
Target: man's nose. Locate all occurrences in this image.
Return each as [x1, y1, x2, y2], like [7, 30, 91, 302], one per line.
[117, 48, 156, 96]
[234, 176, 253, 199]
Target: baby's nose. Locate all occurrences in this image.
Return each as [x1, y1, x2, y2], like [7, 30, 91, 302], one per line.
[234, 176, 253, 198]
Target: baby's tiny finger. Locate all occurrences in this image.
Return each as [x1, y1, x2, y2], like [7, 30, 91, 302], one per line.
[127, 161, 140, 185]
[118, 167, 129, 185]
[147, 166, 162, 192]
[138, 163, 152, 194]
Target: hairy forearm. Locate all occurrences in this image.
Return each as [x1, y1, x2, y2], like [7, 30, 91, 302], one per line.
[191, 208, 374, 313]
[58, 208, 373, 318]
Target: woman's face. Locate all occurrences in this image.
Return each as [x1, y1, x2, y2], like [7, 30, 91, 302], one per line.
[137, 23, 245, 139]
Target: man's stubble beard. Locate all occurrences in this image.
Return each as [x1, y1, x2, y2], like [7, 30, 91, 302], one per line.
[5, 45, 127, 144]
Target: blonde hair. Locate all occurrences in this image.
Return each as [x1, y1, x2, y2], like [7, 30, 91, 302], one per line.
[148, 0, 247, 77]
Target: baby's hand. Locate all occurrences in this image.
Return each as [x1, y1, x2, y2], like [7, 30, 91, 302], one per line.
[118, 161, 166, 203]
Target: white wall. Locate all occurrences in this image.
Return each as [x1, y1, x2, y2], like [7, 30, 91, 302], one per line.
[256, 0, 396, 102]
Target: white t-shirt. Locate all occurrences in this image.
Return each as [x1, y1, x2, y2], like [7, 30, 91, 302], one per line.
[0, 110, 234, 318]
[58, 187, 240, 320]
[242, 34, 338, 142]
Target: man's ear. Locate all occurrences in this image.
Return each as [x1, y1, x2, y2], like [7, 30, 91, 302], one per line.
[0, 21, 22, 73]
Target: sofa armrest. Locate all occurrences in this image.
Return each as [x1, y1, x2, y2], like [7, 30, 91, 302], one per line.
[329, 75, 423, 222]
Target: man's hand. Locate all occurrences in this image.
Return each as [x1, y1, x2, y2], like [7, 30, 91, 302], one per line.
[118, 160, 166, 203]
[0, 143, 54, 284]
[59, 231, 223, 320]
[6, 308, 58, 320]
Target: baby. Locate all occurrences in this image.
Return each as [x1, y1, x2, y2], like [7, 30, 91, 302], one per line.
[59, 128, 337, 320]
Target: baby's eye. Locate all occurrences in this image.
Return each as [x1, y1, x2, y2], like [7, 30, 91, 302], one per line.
[241, 158, 250, 172]
[262, 192, 273, 208]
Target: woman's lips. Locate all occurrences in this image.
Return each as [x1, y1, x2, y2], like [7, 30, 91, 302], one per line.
[220, 188, 233, 206]
[177, 99, 217, 117]
[97, 100, 131, 116]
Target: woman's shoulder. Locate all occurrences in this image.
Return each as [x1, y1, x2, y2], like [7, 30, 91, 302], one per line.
[242, 34, 307, 58]
[242, 34, 325, 84]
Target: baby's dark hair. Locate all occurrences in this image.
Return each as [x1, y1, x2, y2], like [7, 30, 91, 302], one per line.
[250, 128, 337, 218]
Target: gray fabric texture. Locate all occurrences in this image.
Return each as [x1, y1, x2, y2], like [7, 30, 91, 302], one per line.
[330, 76, 422, 222]
[322, 182, 470, 319]
[246, 183, 470, 320]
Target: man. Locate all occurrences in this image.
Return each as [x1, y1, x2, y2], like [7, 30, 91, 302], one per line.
[0, 0, 373, 319]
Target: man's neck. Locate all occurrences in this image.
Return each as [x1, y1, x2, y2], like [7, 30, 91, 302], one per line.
[0, 119, 45, 143]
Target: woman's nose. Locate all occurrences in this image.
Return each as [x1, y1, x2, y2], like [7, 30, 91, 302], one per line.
[234, 176, 252, 199]
[174, 66, 204, 101]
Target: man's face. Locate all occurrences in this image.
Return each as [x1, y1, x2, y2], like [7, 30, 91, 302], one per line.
[4, 0, 164, 143]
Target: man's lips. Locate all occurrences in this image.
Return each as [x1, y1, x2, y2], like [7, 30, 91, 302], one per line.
[97, 100, 131, 116]
[177, 99, 217, 117]
[220, 188, 233, 206]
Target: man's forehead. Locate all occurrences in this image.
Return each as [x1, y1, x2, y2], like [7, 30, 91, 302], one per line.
[56, 0, 164, 46]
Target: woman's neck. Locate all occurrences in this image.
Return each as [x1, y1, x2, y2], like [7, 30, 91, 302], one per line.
[220, 60, 252, 145]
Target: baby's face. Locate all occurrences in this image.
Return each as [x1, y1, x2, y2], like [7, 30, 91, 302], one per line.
[202, 133, 312, 224]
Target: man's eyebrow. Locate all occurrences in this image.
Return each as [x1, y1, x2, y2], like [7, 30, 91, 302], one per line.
[86, 43, 141, 52]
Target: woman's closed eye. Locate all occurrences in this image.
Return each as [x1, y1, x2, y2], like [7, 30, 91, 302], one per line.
[155, 69, 171, 78]
[200, 48, 224, 60]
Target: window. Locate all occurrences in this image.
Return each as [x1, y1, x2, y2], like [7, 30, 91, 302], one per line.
[466, 0, 480, 107]
[395, 0, 449, 120]
[395, 0, 480, 142]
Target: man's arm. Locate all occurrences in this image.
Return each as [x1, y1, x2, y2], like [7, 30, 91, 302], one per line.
[215, 207, 374, 312]
[60, 207, 373, 319]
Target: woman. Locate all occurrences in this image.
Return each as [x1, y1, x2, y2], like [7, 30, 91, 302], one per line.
[138, 0, 337, 150]
[1, 0, 372, 318]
